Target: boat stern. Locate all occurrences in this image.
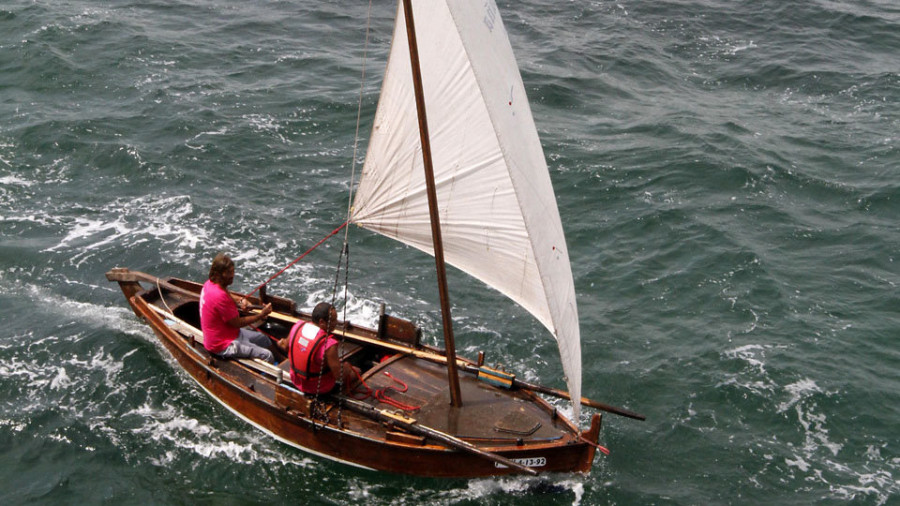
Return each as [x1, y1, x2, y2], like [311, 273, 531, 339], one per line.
[578, 412, 604, 472]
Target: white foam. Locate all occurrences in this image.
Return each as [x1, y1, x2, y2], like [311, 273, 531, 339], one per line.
[459, 476, 585, 505]
[725, 344, 767, 373]
[10, 278, 147, 339]
[300, 285, 383, 329]
[718, 344, 778, 396]
[0, 175, 33, 186]
[771, 377, 900, 503]
[786, 456, 810, 472]
[779, 380, 843, 462]
[185, 128, 229, 150]
[40, 193, 212, 267]
[0, 353, 48, 388]
[49, 366, 72, 390]
[729, 40, 757, 55]
[777, 378, 822, 413]
[244, 113, 290, 145]
[123, 397, 318, 469]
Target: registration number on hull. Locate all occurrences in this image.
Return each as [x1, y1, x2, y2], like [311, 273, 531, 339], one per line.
[494, 457, 547, 468]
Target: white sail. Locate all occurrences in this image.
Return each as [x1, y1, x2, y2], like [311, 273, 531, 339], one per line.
[351, 0, 581, 420]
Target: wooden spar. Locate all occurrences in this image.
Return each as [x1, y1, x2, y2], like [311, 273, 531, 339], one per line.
[336, 395, 537, 475]
[401, 0, 462, 408]
[510, 379, 647, 421]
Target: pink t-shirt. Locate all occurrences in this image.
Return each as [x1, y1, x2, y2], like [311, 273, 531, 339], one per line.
[200, 279, 239, 353]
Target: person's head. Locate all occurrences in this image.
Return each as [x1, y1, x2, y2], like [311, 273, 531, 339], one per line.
[208, 253, 235, 286]
[312, 302, 337, 333]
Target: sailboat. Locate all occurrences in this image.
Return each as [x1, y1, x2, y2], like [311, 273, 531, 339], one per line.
[107, 0, 642, 478]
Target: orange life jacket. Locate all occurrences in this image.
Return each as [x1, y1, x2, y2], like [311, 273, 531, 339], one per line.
[288, 321, 329, 381]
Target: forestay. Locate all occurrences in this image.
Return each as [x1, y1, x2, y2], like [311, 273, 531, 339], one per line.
[351, 0, 581, 420]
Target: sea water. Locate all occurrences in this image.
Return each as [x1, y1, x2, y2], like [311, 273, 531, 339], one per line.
[1, 1, 898, 504]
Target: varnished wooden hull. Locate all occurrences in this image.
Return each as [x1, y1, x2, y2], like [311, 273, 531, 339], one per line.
[107, 268, 600, 478]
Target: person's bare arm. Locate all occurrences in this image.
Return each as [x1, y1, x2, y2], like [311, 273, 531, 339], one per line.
[325, 345, 360, 393]
[225, 302, 272, 328]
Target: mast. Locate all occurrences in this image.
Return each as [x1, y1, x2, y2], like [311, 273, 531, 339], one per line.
[401, 0, 462, 407]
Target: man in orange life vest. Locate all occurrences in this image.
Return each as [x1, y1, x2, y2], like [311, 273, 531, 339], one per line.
[200, 253, 276, 364]
[287, 302, 360, 394]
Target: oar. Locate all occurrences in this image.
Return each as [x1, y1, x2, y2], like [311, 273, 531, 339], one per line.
[335, 395, 538, 476]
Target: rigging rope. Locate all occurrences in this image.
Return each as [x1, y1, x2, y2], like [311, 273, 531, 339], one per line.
[330, 243, 348, 305]
[331, 240, 351, 425]
[246, 220, 347, 298]
[333, 0, 375, 427]
[249, 0, 372, 302]
[343, 0, 374, 240]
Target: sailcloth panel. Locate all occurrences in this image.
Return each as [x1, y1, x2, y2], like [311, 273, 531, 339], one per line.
[352, 0, 581, 419]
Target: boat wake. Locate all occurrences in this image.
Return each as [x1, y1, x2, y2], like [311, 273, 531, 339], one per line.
[460, 476, 585, 504]
[0, 277, 319, 470]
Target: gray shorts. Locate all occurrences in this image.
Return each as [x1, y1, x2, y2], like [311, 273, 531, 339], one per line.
[219, 328, 275, 364]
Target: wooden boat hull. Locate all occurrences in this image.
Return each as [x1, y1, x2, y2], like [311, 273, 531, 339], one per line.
[107, 268, 600, 477]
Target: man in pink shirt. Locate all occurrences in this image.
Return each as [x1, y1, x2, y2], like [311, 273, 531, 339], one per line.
[200, 253, 276, 364]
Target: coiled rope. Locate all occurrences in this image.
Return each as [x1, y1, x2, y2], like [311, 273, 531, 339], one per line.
[351, 368, 420, 412]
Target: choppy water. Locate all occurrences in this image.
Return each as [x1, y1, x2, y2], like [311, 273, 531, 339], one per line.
[1, 1, 898, 504]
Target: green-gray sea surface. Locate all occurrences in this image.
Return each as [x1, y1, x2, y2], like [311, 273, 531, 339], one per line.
[1, 1, 898, 504]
